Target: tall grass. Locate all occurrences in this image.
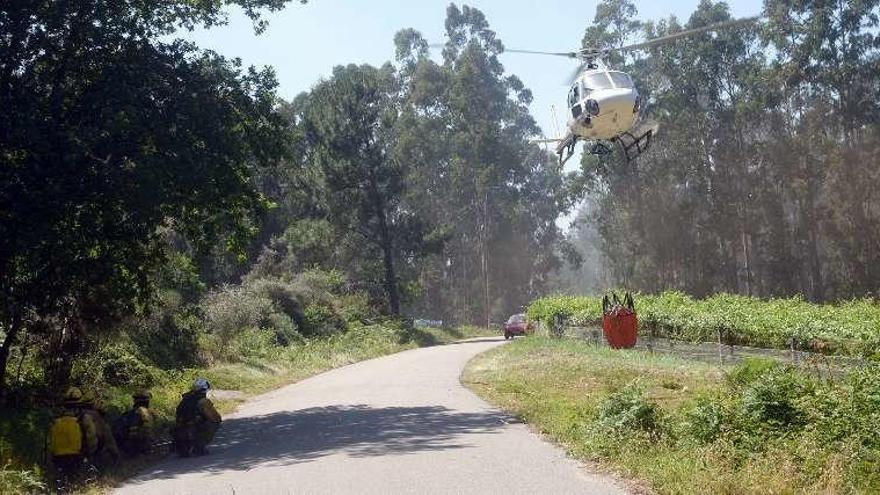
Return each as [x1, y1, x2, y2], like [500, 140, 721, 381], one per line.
[465, 337, 880, 494]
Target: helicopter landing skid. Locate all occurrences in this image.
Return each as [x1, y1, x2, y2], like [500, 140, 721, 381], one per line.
[588, 142, 613, 156]
[614, 129, 653, 161]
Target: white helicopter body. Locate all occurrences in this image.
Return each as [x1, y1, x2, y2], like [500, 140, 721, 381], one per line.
[567, 69, 639, 141]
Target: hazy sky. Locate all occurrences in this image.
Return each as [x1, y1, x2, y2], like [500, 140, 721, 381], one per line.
[183, 0, 763, 226]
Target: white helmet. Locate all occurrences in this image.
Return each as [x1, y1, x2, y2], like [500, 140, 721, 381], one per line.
[191, 378, 210, 392]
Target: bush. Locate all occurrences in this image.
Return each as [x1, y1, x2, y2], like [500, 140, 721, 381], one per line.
[296, 268, 346, 294]
[223, 327, 280, 363]
[96, 345, 159, 389]
[680, 394, 726, 444]
[128, 291, 205, 368]
[264, 312, 304, 346]
[303, 302, 346, 336]
[741, 366, 813, 429]
[247, 278, 306, 327]
[594, 383, 662, 439]
[338, 292, 376, 324]
[726, 357, 780, 388]
[202, 273, 355, 348]
[201, 284, 275, 344]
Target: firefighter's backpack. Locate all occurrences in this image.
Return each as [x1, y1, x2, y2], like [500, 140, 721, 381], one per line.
[50, 415, 83, 456]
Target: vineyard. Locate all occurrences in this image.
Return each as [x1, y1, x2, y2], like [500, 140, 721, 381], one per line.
[527, 292, 880, 357]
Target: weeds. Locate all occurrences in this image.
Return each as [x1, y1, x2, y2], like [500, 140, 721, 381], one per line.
[465, 337, 880, 493]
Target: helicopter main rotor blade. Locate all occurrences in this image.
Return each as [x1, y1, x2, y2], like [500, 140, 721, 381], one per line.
[608, 16, 760, 54]
[430, 44, 580, 60]
[504, 48, 580, 59]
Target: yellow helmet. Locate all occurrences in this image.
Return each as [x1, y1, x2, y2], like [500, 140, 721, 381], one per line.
[63, 387, 83, 404]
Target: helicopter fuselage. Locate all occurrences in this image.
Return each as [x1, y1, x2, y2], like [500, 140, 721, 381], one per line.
[566, 69, 639, 141]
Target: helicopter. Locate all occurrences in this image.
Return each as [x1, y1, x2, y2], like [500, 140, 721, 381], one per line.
[510, 16, 760, 164]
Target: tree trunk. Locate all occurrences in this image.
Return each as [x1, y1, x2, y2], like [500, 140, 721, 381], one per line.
[381, 236, 401, 316]
[370, 179, 400, 317]
[0, 313, 22, 400]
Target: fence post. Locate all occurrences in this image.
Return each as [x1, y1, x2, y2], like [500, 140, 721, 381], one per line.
[648, 325, 654, 354]
[790, 338, 799, 364]
[717, 328, 724, 366]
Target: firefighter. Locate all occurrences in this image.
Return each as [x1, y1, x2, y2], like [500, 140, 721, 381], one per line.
[115, 390, 156, 456]
[49, 387, 94, 492]
[173, 378, 221, 457]
[80, 390, 121, 468]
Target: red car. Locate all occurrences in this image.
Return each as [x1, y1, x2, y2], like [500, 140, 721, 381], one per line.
[503, 313, 530, 339]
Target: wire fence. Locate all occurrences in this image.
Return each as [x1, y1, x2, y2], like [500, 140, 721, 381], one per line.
[552, 322, 870, 376]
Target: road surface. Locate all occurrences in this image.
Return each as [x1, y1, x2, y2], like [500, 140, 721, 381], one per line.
[116, 337, 627, 494]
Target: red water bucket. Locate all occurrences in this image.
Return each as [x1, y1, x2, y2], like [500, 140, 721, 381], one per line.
[601, 293, 638, 349]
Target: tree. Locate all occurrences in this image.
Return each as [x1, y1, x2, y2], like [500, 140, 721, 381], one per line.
[303, 64, 415, 316]
[394, 4, 576, 324]
[0, 0, 302, 394]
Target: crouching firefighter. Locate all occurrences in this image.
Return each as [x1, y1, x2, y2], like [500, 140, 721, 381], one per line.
[49, 387, 97, 492]
[173, 378, 221, 457]
[79, 390, 121, 468]
[114, 390, 156, 456]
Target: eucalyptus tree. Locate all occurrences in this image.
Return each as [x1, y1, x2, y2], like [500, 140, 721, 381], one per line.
[395, 5, 575, 323]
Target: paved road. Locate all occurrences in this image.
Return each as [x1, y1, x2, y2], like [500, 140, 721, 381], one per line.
[116, 337, 627, 495]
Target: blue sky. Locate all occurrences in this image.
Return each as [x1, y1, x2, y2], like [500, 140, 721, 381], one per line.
[183, 0, 763, 226]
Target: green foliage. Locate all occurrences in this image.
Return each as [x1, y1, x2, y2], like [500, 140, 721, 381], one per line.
[680, 394, 725, 444]
[201, 285, 277, 345]
[0, 407, 51, 492]
[726, 357, 780, 388]
[303, 63, 413, 316]
[741, 367, 812, 429]
[302, 303, 345, 336]
[128, 291, 206, 369]
[594, 383, 661, 438]
[0, 462, 44, 493]
[528, 293, 880, 355]
[467, 337, 880, 493]
[0, 0, 301, 391]
[95, 346, 160, 390]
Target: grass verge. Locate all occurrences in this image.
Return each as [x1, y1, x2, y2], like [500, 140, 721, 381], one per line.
[463, 336, 880, 494]
[1, 324, 496, 493]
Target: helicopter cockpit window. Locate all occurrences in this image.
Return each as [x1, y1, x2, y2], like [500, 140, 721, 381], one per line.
[607, 71, 634, 88]
[581, 72, 613, 91]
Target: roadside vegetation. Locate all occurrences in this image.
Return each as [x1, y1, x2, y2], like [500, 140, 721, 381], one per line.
[465, 337, 880, 494]
[1, 316, 493, 492]
[528, 293, 880, 356]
